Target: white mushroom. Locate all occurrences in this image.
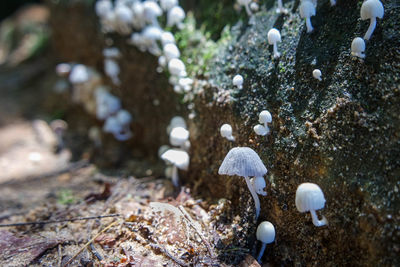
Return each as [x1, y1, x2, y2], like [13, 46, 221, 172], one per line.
[256, 221, 275, 263]
[219, 147, 268, 219]
[267, 28, 281, 58]
[167, 6, 185, 29]
[299, 1, 316, 33]
[237, 0, 252, 16]
[253, 124, 269, 136]
[161, 149, 189, 187]
[295, 183, 328, 227]
[351, 37, 366, 59]
[220, 124, 235, 141]
[252, 176, 267, 196]
[143, 0, 162, 27]
[312, 69, 322, 81]
[361, 0, 384, 40]
[276, 0, 288, 14]
[233, 74, 244, 89]
[168, 58, 186, 77]
[169, 126, 189, 148]
[163, 43, 180, 61]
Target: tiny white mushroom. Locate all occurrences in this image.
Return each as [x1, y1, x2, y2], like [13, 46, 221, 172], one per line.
[169, 126, 189, 148]
[163, 43, 180, 61]
[256, 221, 275, 263]
[299, 1, 316, 33]
[69, 64, 90, 84]
[253, 124, 270, 136]
[232, 74, 244, 89]
[312, 69, 322, 81]
[143, 0, 162, 27]
[295, 182, 328, 227]
[267, 28, 281, 58]
[351, 37, 366, 59]
[161, 149, 189, 187]
[218, 147, 268, 219]
[250, 2, 259, 12]
[330, 0, 336, 6]
[161, 31, 175, 46]
[259, 110, 272, 126]
[160, 0, 178, 11]
[360, 0, 384, 40]
[220, 124, 235, 141]
[167, 116, 187, 134]
[168, 58, 186, 77]
[167, 6, 185, 29]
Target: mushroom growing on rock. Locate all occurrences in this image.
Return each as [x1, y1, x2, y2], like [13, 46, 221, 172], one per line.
[256, 221, 275, 263]
[361, 0, 384, 40]
[267, 28, 281, 58]
[312, 69, 322, 81]
[351, 37, 366, 59]
[299, 1, 316, 33]
[161, 148, 189, 187]
[220, 124, 235, 141]
[232, 74, 244, 89]
[254, 110, 272, 136]
[218, 147, 268, 219]
[295, 182, 328, 227]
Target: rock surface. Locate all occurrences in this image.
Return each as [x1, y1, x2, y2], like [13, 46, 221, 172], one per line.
[188, 0, 399, 266]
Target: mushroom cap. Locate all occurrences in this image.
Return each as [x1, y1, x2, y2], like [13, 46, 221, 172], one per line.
[218, 147, 267, 177]
[161, 149, 189, 170]
[169, 126, 189, 146]
[95, 0, 112, 17]
[299, 1, 316, 18]
[312, 69, 322, 78]
[351, 37, 366, 52]
[161, 31, 175, 45]
[160, 0, 178, 11]
[256, 221, 275, 244]
[253, 124, 269, 136]
[167, 116, 187, 134]
[69, 64, 90, 84]
[115, 4, 133, 23]
[267, 28, 281, 44]
[103, 116, 121, 134]
[116, 109, 132, 125]
[163, 43, 180, 60]
[361, 0, 384, 20]
[143, 1, 162, 19]
[232, 74, 244, 86]
[142, 26, 162, 41]
[295, 183, 326, 212]
[259, 110, 272, 124]
[168, 58, 186, 76]
[220, 124, 233, 138]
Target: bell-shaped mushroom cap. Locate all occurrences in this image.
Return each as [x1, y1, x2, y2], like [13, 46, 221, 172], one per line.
[143, 1, 162, 19]
[267, 28, 281, 45]
[116, 109, 132, 125]
[220, 124, 233, 138]
[232, 74, 244, 87]
[295, 183, 326, 212]
[299, 1, 316, 18]
[161, 149, 189, 170]
[361, 0, 384, 20]
[256, 221, 275, 244]
[259, 110, 272, 124]
[169, 126, 189, 146]
[218, 147, 267, 177]
[351, 37, 366, 52]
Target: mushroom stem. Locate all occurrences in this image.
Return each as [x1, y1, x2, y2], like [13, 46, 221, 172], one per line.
[310, 210, 328, 227]
[245, 176, 261, 219]
[273, 43, 280, 58]
[305, 18, 314, 33]
[244, 3, 252, 16]
[256, 242, 267, 263]
[364, 17, 376, 40]
[152, 17, 160, 28]
[171, 165, 179, 187]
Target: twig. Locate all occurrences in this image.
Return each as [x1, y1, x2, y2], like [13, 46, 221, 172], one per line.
[62, 220, 118, 267]
[89, 243, 103, 261]
[178, 205, 215, 258]
[0, 214, 120, 227]
[150, 243, 189, 267]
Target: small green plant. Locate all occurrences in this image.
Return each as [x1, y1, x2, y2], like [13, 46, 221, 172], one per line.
[57, 189, 77, 205]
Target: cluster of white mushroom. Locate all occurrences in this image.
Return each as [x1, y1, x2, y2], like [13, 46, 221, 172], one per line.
[159, 116, 190, 187]
[95, 0, 192, 94]
[55, 63, 133, 142]
[351, 0, 384, 59]
[254, 110, 272, 136]
[218, 147, 328, 263]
